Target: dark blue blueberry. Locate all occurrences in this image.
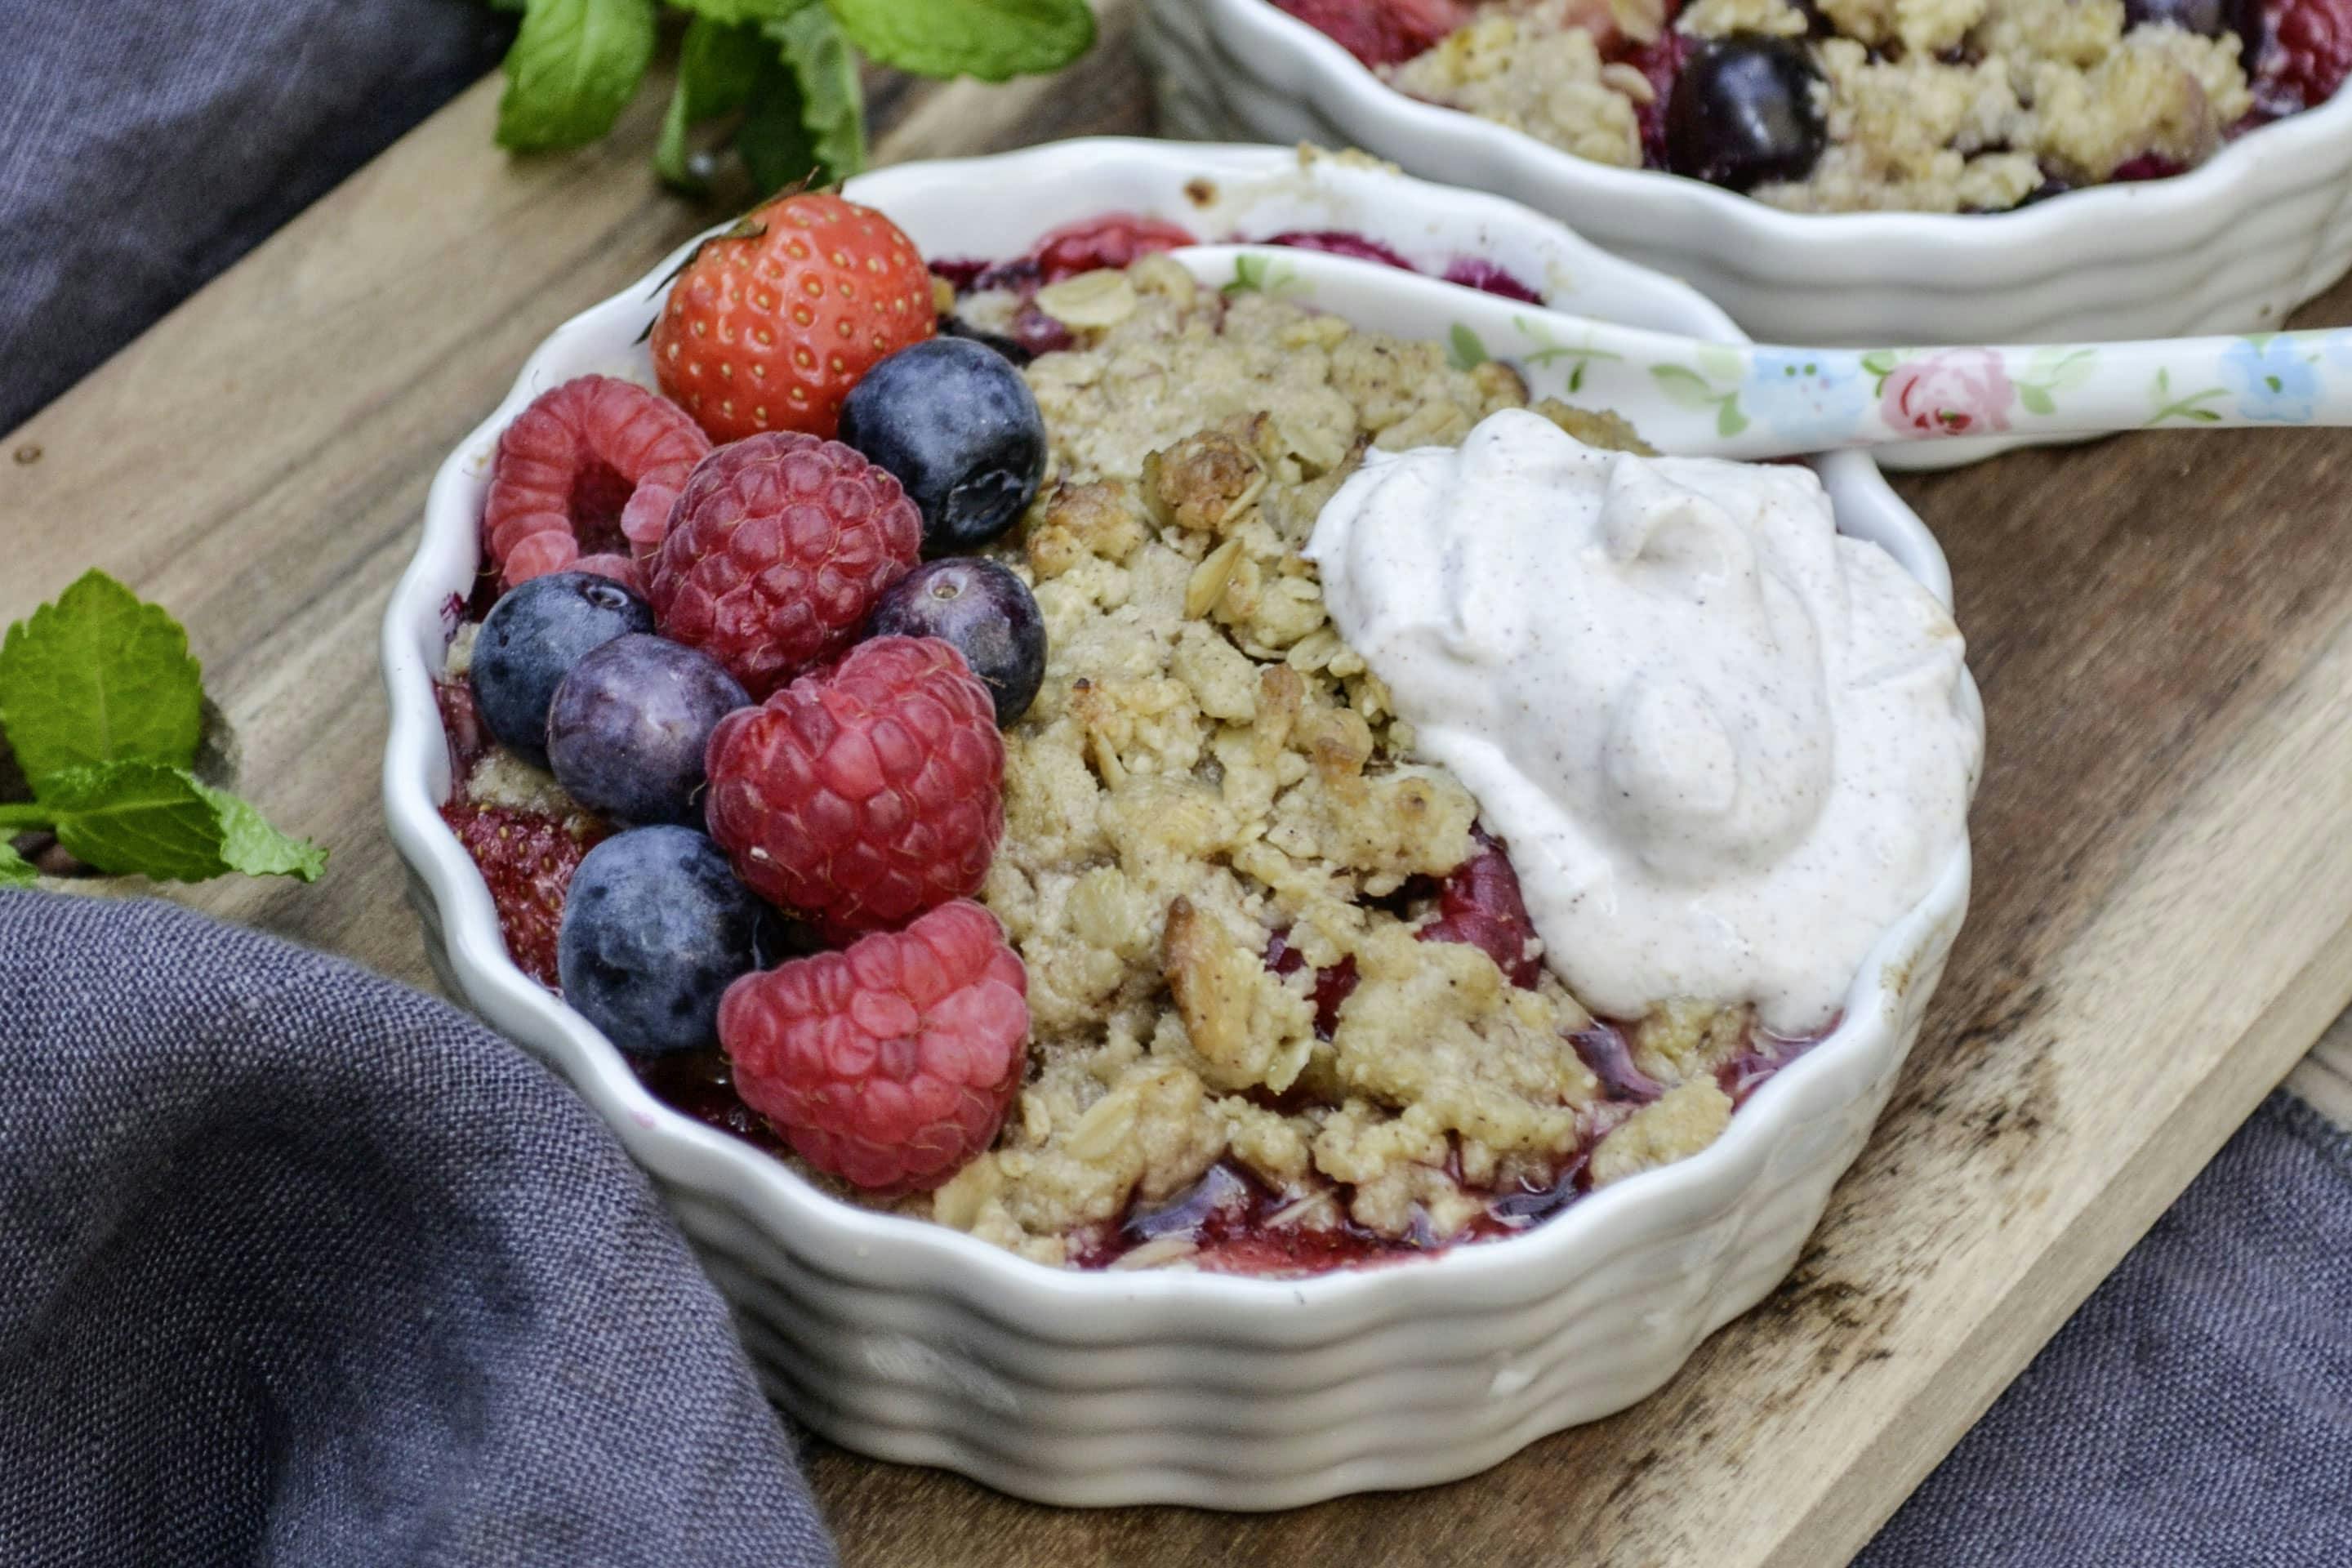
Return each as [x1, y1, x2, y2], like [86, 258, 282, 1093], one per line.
[865, 558, 1047, 726]
[546, 634, 749, 826]
[469, 572, 653, 767]
[837, 336, 1048, 555]
[940, 315, 1036, 368]
[2125, 0, 2262, 63]
[557, 826, 774, 1057]
[1664, 36, 1829, 194]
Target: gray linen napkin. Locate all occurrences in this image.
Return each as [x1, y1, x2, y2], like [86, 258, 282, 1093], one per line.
[0, 889, 835, 1567]
[1860, 1091, 2352, 1567]
[0, 0, 513, 432]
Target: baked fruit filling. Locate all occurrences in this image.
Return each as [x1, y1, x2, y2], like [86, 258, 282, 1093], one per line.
[435, 204, 1953, 1278]
[1276, 0, 2350, 212]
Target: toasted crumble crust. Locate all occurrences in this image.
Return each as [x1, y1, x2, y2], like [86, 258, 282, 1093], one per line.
[1377, 0, 2257, 212]
[915, 255, 1753, 1265]
[438, 256, 1766, 1270]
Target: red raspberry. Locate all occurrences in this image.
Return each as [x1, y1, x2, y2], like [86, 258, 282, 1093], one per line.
[1272, 0, 1470, 65]
[1419, 831, 1544, 989]
[439, 801, 604, 987]
[2265, 0, 2352, 109]
[720, 899, 1030, 1192]
[704, 635, 1004, 939]
[482, 376, 710, 591]
[648, 433, 921, 698]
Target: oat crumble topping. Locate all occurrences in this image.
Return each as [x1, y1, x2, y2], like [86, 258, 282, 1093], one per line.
[1353, 0, 2274, 212]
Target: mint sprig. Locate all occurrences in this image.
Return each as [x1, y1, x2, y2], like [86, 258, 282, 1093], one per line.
[0, 571, 202, 782]
[0, 572, 326, 886]
[827, 0, 1093, 82]
[497, 0, 662, 152]
[495, 0, 1095, 194]
[656, 16, 768, 190]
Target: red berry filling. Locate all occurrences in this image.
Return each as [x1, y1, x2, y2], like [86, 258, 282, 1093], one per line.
[1417, 831, 1545, 989]
[1272, 0, 1472, 65]
[439, 800, 604, 988]
[1265, 929, 1361, 1040]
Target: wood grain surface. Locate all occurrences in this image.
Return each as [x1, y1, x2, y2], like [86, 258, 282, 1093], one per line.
[5, 9, 2349, 1563]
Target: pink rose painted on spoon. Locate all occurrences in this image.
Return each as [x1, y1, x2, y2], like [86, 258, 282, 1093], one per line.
[1879, 350, 2016, 437]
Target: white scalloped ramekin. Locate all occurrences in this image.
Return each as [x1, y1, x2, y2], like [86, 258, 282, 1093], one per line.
[1140, 0, 2352, 469]
[382, 140, 1979, 1508]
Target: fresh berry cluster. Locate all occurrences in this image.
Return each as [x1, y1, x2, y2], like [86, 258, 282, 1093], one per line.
[449, 189, 1062, 1193]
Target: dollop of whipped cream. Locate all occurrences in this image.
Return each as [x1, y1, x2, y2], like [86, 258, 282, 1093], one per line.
[1307, 410, 1980, 1034]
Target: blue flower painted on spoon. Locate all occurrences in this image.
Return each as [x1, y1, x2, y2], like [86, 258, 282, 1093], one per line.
[2220, 336, 2322, 423]
[1742, 350, 1868, 448]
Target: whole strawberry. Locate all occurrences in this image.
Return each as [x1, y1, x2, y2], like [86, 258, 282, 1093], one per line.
[652, 190, 938, 444]
[648, 432, 921, 697]
[704, 635, 1004, 940]
[721, 899, 1030, 1192]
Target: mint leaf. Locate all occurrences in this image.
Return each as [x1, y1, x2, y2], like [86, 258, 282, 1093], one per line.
[826, 0, 1094, 81]
[657, 16, 770, 190]
[0, 843, 33, 888]
[737, 50, 818, 194]
[497, 0, 659, 152]
[33, 762, 324, 884]
[198, 782, 328, 883]
[679, 0, 813, 20]
[40, 762, 231, 882]
[0, 568, 202, 786]
[773, 6, 866, 181]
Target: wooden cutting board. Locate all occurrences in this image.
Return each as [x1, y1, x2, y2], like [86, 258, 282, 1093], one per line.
[6, 7, 2350, 1562]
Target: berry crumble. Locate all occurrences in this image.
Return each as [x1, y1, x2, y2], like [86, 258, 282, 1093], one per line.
[434, 199, 1972, 1277]
[1276, 0, 2349, 213]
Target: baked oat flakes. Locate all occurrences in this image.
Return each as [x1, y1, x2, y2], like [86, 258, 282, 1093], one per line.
[901, 254, 1770, 1267]
[1288, 0, 2319, 212]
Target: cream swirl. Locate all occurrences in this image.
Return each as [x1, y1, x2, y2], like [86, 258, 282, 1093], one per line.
[1307, 410, 1978, 1033]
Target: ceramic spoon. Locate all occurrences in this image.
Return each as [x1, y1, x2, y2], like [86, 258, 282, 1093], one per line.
[1169, 246, 2352, 461]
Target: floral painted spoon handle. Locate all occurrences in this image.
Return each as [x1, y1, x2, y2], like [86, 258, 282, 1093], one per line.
[1183, 246, 2352, 460]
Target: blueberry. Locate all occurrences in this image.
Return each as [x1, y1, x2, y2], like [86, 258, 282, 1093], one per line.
[469, 572, 653, 767]
[2125, 0, 2261, 62]
[940, 316, 1036, 368]
[557, 826, 775, 1057]
[837, 337, 1048, 555]
[1664, 36, 1829, 194]
[866, 558, 1047, 726]
[546, 634, 749, 826]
